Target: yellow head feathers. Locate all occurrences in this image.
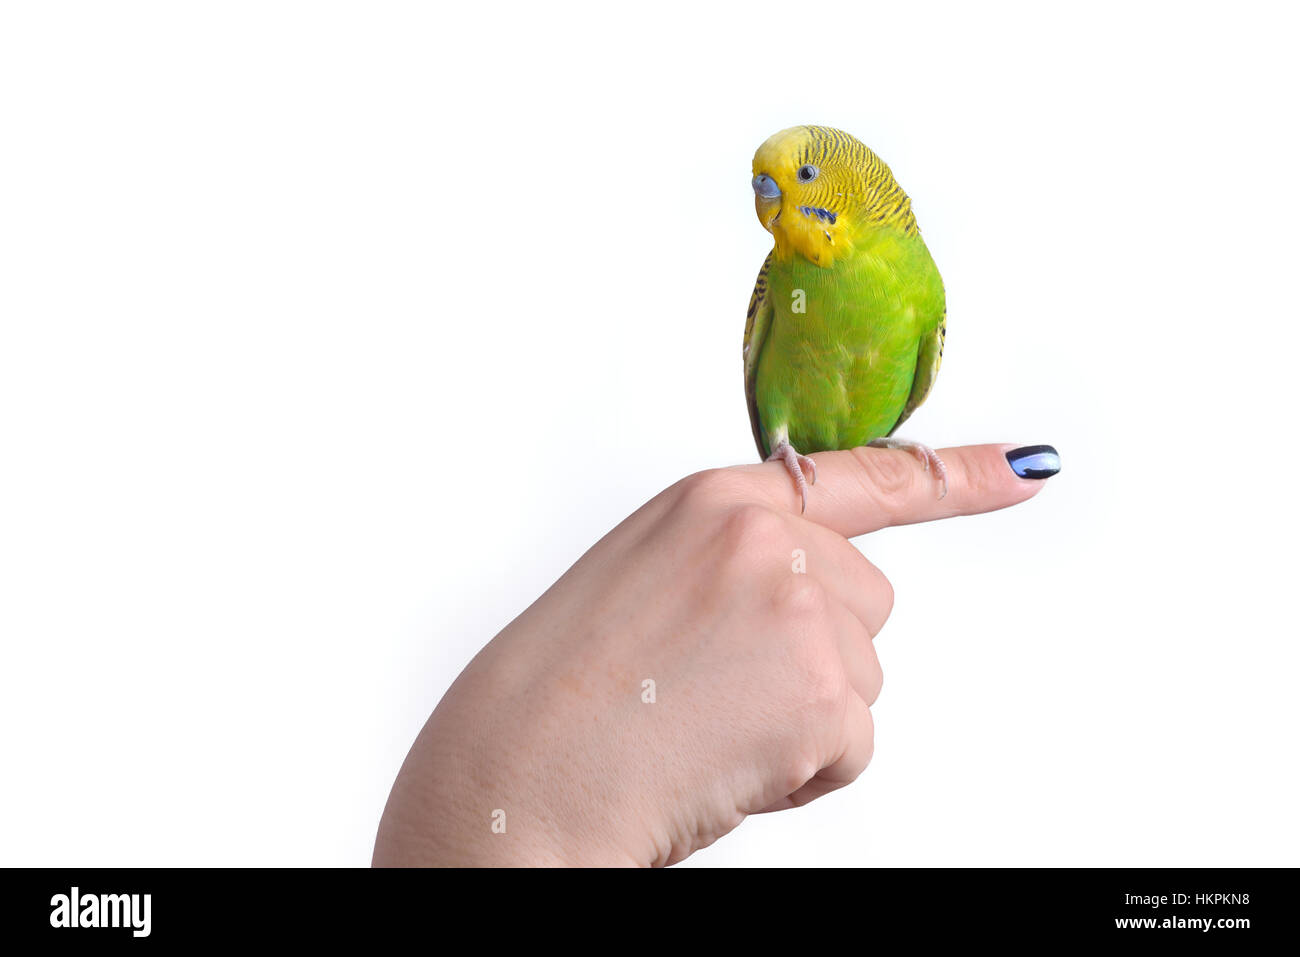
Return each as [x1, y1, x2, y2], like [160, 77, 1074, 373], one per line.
[751, 125, 918, 265]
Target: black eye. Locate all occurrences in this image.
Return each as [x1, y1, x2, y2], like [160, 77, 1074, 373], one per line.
[797, 164, 819, 182]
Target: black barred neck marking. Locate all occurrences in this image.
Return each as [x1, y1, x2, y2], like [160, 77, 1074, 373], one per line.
[796, 126, 919, 237]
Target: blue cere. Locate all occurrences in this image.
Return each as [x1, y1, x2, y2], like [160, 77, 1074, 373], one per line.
[752, 174, 782, 199]
[1005, 445, 1061, 479]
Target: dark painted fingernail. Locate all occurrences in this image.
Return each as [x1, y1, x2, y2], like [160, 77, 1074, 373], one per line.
[1006, 445, 1060, 479]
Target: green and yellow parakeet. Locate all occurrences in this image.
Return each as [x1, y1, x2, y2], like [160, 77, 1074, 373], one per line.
[744, 125, 948, 511]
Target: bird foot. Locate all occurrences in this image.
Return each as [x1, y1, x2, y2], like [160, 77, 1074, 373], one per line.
[868, 437, 948, 499]
[767, 440, 816, 513]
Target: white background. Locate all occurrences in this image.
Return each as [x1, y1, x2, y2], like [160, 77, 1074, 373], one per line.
[2, 2, 1297, 867]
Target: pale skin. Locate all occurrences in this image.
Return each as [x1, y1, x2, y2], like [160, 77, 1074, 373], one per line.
[373, 444, 1049, 867]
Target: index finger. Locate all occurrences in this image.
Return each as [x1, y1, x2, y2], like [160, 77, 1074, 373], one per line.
[743, 443, 1059, 539]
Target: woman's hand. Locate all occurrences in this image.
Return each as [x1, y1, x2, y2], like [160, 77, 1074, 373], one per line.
[373, 443, 1058, 866]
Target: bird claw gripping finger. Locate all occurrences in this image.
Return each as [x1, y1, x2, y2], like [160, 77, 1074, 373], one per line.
[868, 437, 949, 499]
[767, 440, 816, 513]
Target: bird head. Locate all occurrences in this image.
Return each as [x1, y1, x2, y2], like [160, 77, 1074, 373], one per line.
[752, 125, 917, 265]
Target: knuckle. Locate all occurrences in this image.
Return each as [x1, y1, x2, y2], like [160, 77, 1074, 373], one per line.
[850, 446, 916, 508]
[716, 503, 787, 569]
[876, 573, 895, 621]
[783, 625, 843, 710]
[723, 502, 785, 541]
[865, 656, 885, 705]
[800, 654, 846, 722]
[859, 711, 877, 766]
[770, 575, 828, 620]
[676, 465, 759, 512]
[780, 757, 821, 796]
[673, 469, 734, 511]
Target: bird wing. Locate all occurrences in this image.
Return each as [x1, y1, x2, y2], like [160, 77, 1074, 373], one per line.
[888, 306, 946, 436]
[743, 252, 775, 459]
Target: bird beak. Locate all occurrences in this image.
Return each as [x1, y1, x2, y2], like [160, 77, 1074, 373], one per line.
[752, 174, 782, 230]
[752, 174, 781, 200]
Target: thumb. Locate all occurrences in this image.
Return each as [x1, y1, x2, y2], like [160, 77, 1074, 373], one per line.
[749, 443, 1060, 539]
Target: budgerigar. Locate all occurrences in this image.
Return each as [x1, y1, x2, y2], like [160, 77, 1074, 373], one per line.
[744, 125, 948, 511]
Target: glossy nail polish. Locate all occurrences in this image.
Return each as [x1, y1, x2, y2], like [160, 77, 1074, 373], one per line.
[1006, 445, 1060, 479]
